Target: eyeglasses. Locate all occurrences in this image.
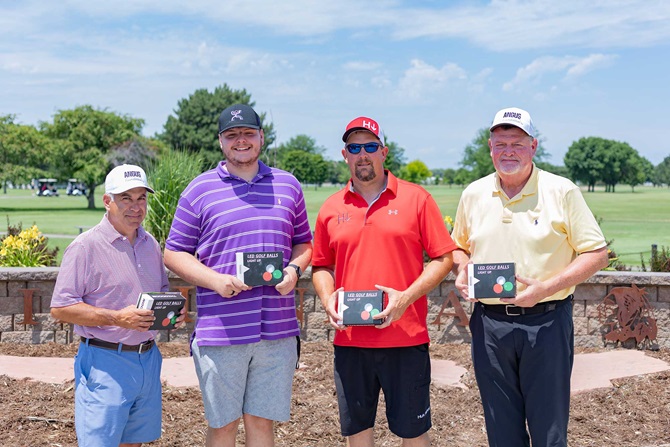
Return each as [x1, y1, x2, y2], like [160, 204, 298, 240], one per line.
[345, 142, 383, 154]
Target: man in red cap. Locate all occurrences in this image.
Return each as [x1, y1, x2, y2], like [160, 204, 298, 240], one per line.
[312, 116, 457, 446]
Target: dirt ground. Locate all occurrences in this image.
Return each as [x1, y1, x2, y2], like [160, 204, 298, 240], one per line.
[0, 341, 669, 447]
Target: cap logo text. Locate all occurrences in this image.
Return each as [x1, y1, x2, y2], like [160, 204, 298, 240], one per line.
[503, 112, 522, 119]
[362, 120, 377, 133]
[124, 171, 142, 179]
[231, 110, 243, 121]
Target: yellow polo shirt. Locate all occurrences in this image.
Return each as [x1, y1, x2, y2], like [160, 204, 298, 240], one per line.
[452, 165, 606, 304]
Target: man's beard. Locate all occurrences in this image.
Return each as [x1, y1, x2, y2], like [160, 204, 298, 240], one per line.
[355, 165, 377, 182]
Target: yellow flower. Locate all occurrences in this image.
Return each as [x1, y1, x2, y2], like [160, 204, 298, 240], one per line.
[444, 215, 454, 227]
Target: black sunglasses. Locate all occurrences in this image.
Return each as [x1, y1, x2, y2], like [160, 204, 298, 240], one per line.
[346, 142, 383, 154]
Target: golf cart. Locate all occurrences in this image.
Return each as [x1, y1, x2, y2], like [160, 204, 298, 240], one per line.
[66, 178, 87, 196]
[36, 178, 59, 197]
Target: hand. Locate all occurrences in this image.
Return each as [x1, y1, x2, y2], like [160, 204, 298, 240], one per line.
[275, 266, 299, 296]
[324, 287, 346, 330]
[115, 305, 155, 331]
[455, 266, 477, 302]
[372, 284, 411, 329]
[213, 273, 251, 298]
[173, 306, 188, 329]
[499, 275, 547, 307]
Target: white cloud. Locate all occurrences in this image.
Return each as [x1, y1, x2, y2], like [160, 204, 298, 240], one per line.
[565, 54, 618, 79]
[398, 59, 467, 99]
[388, 1, 670, 51]
[343, 62, 383, 71]
[503, 54, 616, 91]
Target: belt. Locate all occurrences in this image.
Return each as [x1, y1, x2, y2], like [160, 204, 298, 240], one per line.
[81, 337, 155, 354]
[482, 295, 573, 316]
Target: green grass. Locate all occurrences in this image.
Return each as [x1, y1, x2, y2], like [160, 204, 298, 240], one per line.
[1, 184, 668, 269]
[580, 186, 670, 267]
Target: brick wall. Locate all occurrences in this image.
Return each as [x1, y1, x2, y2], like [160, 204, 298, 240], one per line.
[1, 268, 668, 348]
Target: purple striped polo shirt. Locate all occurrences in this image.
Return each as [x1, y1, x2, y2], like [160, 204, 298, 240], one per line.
[51, 215, 169, 345]
[165, 161, 312, 346]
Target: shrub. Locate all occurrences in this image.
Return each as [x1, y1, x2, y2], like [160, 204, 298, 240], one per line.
[641, 245, 670, 272]
[144, 148, 204, 249]
[0, 221, 58, 267]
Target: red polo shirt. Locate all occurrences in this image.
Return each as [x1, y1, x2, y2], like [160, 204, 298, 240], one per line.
[312, 171, 457, 348]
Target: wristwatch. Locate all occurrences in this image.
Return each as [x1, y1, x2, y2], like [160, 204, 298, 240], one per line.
[288, 263, 302, 278]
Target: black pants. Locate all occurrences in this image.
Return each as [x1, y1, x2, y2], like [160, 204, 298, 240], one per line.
[470, 299, 574, 447]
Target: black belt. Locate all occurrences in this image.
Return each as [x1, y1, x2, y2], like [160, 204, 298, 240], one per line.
[482, 295, 573, 316]
[81, 337, 155, 354]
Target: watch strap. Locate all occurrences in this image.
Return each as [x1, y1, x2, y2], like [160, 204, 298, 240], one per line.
[288, 263, 302, 277]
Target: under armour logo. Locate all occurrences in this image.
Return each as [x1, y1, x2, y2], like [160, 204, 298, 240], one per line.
[388, 210, 398, 215]
[337, 212, 351, 224]
[362, 120, 377, 132]
[278, 198, 282, 205]
[534, 219, 538, 225]
[231, 110, 243, 121]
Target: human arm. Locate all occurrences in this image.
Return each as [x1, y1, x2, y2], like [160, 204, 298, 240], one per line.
[374, 252, 454, 329]
[501, 246, 609, 307]
[275, 242, 313, 296]
[312, 265, 345, 330]
[51, 303, 155, 331]
[163, 248, 251, 298]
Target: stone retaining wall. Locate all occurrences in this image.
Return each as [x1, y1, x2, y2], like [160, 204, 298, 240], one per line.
[1, 268, 668, 348]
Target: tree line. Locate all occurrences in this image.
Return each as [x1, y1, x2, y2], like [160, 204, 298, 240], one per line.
[1, 84, 669, 210]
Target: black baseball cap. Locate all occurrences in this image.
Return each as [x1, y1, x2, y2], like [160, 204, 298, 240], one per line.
[218, 104, 261, 134]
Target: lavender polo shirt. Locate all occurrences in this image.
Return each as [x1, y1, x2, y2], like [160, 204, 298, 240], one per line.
[165, 161, 312, 346]
[51, 215, 169, 345]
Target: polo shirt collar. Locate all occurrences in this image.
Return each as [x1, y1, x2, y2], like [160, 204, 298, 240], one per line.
[493, 163, 539, 200]
[100, 213, 148, 245]
[218, 160, 272, 182]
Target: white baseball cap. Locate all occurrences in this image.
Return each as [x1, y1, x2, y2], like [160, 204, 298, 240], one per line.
[490, 107, 535, 138]
[105, 164, 155, 194]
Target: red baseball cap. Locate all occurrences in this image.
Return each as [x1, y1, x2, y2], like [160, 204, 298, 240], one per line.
[342, 116, 385, 143]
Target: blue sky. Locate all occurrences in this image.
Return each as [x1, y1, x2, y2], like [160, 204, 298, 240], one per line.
[1, 0, 668, 169]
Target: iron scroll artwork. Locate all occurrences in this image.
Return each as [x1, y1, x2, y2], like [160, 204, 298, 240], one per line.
[597, 284, 658, 349]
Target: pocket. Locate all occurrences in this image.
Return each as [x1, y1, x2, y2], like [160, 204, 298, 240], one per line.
[410, 378, 432, 424]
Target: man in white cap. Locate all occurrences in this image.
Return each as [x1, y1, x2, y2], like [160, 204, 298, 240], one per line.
[451, 108, 608, 447]
[51, 164, 185, 447]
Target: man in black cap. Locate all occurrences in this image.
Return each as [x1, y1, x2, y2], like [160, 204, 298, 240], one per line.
[164, 104, 313, 446]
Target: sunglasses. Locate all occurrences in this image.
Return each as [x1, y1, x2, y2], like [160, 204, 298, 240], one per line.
[345, 142, 383, 154]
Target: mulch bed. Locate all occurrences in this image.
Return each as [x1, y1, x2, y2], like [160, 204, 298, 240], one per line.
[1, 342, 669, 446]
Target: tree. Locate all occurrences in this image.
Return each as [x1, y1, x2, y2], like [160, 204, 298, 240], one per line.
[461, 128, 550, 181]
[564, 137, 606, 191]
[598, 141, 640, 192]
[107, 136, 166, 169]
[267, 134, 325, 169]
[442, 168, 457, 187]
[160, 84, 275, 169]
[400, 160, 431, 184]
[454, 168, 474, 187]
[281, 151, 329, 187]
[623, 154, 653, 192]
[41, 105, 144, 209]
[327, 160, 350, 185]
[535, 162, 569, 178]
[653, 156, 670, 187]
[384, 140, 406, 173]
[0, 116, 52, 193]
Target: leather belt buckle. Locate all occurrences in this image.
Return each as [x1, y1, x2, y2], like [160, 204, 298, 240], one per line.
[137, 340, 153, 354]
[505, 305, 523, 316]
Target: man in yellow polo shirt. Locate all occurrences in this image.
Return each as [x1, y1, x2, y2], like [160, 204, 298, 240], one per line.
[451, 107, 608, 447]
